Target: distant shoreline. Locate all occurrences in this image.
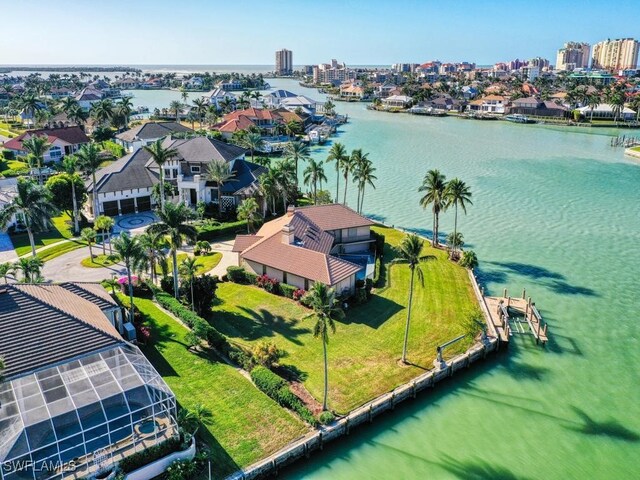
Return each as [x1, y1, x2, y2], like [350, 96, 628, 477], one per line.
[0, 66, 141, 73]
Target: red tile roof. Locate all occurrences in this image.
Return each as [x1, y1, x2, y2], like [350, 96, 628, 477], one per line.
[2, 126, 89, 151]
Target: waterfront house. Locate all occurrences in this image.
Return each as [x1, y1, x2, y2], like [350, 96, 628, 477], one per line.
[233, 204, 375, 296]
[508, 97, 568, 117]
[2, 126, 90, 162]
[0, 282, 178, 480]
[382, 95, 413, 108]
[469, 95, 507, 114]
[75, 86, 103, 110]
[262, 89, 299, 108]
[576, 103, 637, 121]
[340, 83, 365, 100]
[202, 88, 236, 110]
[114, 77, 139, 89]
[87, 136, 263, 216]
[115, 121, 193, 153]
[217, 80, 243, 91]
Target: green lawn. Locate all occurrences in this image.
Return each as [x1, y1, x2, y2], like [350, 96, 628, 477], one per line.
[209, 225, 479, 413]
[81, 253, 121, 268]
[156, 252, 222, 275]
[0, 159, 28, 171]
[122, 295, 308, 478]
[37, 239, 87, 262]
[632, 146, 640, 152]
[12, 213, 77, 256]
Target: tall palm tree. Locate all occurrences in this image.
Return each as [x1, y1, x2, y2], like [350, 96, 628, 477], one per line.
[192, 97, 207, 127]
[205, 159, 235, 212]
[243, 132, 264, 163]
[169, 100, 182, 122]
[303, 159, 327, 204]
[341, 150, 360, 205]
[393, 234, 428, 364]
[352, 154, 376, 214]
[272, 159, 297, 211]
[113, 232, 145, 322]
[179, 256, 202, 311]
[68, 104, 88, 128]
[326, 142, 348, 204]
[284, 141, 311, 186]
[59, 96, 79, 116]
[259, 170, 280, 214]
[444, 178, 473, 259]
[94, 215, 115, 255]
[117, 97, 134, 129]
[303, 282, 344, 411]
[60, 155, 81, 235]
[76, 143, 103, 218]
[237, 197, 261, 233]
[587, 94, 600, 122]
[90, 99, 114, 126]
[147, 202, 197, 298]
[81, 227, 97, 259]
[0, 178, 58, 257]
[418, 169, 448, 247]
[143, 139, 179, 212]
[14, 257, 44, 283]
[0, 262, 15, 284]
[19, 94, 41, 127]
[138, 230, 169, 284]
[21, 135, 50, 186]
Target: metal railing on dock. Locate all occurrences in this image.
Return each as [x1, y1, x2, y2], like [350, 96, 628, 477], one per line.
[484, 288, 548, 346]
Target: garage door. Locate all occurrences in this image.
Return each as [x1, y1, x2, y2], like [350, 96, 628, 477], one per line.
[136, 196, 151, 212]
[103, 201, 119, 217]
[120, 198, 136, 214]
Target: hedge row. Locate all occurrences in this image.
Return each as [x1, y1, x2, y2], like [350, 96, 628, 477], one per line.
[227, 266, 302, 299]
[196, 220, 247, 241]
[250, 366, 317, 426]
[119, 436, 181, 473]
[153, 289, 229, 352]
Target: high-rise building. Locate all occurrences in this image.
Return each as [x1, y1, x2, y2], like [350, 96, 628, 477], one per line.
[275, 48, 293, 75]
[592, 38, 639, 71]
[556, 42, 590, 70]
[312, 59, 355, 84]
[528, 57, 550, 70]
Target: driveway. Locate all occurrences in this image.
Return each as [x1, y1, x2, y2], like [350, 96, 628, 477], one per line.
[207, 238, 238, 277]
[42, 245, 127, 283]
[113, 212, 158, 236]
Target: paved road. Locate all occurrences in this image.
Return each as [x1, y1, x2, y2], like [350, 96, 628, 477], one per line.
[42, 245, 128, 282]
[206, 238, 238, 278]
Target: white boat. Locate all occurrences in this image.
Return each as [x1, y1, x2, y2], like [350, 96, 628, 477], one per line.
[505, 114, 536, 124]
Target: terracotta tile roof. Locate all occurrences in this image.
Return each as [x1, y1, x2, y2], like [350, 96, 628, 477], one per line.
[0, 284, 123, 379]
[232, 235, 263, 252]
[223, 107, 276, 122]
[2, 126, 89, 151]
[294, 204, 375, 231]
[216, 116, 256, 133]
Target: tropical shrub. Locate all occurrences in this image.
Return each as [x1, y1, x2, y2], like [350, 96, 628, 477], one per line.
[256, 274, 279, 293]
[319, 411, 335, 425]
[460, 250, 478, 269]
[292, 288, 306, 302]
[280, 283, 297, 299]
[226, 266, 257, 284]
[118, 437, 182, 473]
[229, 348, 254, 371]
[166, 459, 198, 480]
[196, 219, 247, 241]
[179, 274, 218, 316]
[2, 150, 15, 160]
[251, 341, 284, 368]
[372, 231, 385, 257]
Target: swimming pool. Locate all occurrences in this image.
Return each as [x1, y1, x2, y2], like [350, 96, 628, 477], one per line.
[337, 254, 375, 281]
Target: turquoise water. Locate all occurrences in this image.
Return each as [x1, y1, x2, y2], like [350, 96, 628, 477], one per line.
[127, 80, 640, 479]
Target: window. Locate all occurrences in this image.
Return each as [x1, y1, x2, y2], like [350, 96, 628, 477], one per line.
[164, 168, 172, 178]
[262, 265, 267, 275]
[190, 165, 201, 174]
[49, 146, 62, 159]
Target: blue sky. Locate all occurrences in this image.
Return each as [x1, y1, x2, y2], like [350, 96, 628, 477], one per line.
[2, 0, 639, 66]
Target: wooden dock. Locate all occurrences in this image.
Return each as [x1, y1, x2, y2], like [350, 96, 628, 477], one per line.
[484, 289, 548, 346]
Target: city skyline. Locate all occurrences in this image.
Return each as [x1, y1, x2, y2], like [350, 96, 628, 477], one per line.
[1, 0, 639, 67]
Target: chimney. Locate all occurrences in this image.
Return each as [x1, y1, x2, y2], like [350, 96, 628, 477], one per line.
[282, 224, 295, 245]
[286, 205, 295, 217]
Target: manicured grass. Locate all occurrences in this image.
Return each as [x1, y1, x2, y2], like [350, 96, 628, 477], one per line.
[81, 253, 121, 268]
[36, 239, 87, 262]
[157, 252, 222, 275]
[121, 295, 308, 477]
[12, 213, 77, 257]
[0, 159, 28, 172]
[210, 225, 479, 413]
[632, 146, 640, 152]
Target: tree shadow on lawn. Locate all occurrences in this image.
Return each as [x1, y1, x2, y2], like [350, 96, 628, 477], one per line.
[192, 409, 241, 478]
[342, 295, 404, 330]
[139, 315, 182, 377]
[211, 306, 312, 346]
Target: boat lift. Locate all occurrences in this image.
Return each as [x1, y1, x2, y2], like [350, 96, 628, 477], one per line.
[433, 334, 467, 370]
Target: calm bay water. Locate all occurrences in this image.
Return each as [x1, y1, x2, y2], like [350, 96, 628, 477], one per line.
[126, 79, 640, 479]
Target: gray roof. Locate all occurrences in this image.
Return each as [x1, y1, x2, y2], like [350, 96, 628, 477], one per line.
[91, 149, 159, 193]
[151, 136, 247, 165]
[222, 160, 267, 195]
[115, 121, 192, 143]
[0, 284, 123, 380]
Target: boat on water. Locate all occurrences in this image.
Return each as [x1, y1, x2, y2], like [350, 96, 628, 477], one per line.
[505, 114, 536, 124]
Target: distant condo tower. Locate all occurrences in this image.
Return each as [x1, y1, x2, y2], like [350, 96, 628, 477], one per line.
[275, 48, 293, 75]
[556, 42, 590, 71]
[591, 38, 639, 71]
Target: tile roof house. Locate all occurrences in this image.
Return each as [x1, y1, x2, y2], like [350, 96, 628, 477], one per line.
[0, 283, 177, 480]
[2, 126, 90, 163]
[115, 121, 193, 152]
[508, 97, 568, 117]
[233, 204, 376, 296]
[87, 136, 264, 217]
[468, 95, 507, 114]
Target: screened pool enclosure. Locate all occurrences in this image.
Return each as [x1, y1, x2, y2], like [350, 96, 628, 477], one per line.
[0, 345, 177, 479]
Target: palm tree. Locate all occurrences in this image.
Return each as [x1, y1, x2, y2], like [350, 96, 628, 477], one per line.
[393, 234, 428, 364]
[272, 159, 297, 211]
[284, 141, 311, 186]
[113, 232, 145, 322]
[0, 178, 58, 257]
[341, 150, 360, 205]
[323, 100, 335, 116]
[147, 202, 197, 298]
[303, 159, 327, 204]
[19, 94, 41, 127]
[81, 227, 97, 259]
[418, 169, 448, 247]
[90, 99, 114, 126]
[60, 155, 81, 234]
[138, 230, 169, 284]
[237, 197, 260, 233]
[94, 215, 115, 255]
[303, 282, 344, 411]
[169, 100, 183, 121]
[243, 132, 264, 163]
[117, 97, 133, 129]
[444, 179, 473, 259]
[21, 135, 50, 186]
[59, 96, 79, 116]
[587, 94, 600, 122]
[219, 97, 233, 114]
[446, 232, 464, 252]
[68, 104, 88, 128]
[14, 257, 44, 283]
[143, 139, 179, 212]
[352, 154, 376, 214]
[284, 120, 301, 139]
[180, 89, 189, 104]
[192, 97, 207, 127]
[76, 143, 103, 218]
[259, 170, 280, 214]
[179, 256, 202, 311]
[326, 142, 348, 203]
[0, 262, 15, 284]
[205, 159, 235, 213]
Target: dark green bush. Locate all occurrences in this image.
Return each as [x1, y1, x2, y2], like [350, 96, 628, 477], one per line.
[372, 231, 385, 258]
[118, 436, 181, 473]
[226, 266, 257, 285]
[280, 283, 297, 299]
[2, 150, 15, 160]
[319, 411, 335, 425]
[250, 366, 318, 426]
[228, 347, 254, 370]
[196, 220, 247, 241]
